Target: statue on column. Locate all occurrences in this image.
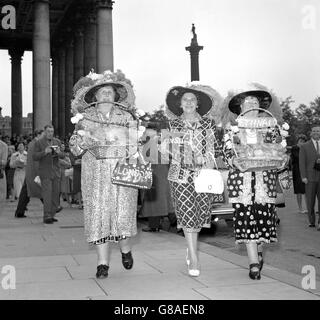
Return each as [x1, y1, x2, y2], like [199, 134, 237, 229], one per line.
[191, 23, 198, 45]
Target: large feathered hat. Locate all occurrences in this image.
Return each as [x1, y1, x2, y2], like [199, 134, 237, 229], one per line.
[165, 82, 222, 121]
[71, 69, 135, 115]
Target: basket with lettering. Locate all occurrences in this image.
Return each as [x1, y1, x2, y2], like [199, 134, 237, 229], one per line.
[230, 108, 287, 171]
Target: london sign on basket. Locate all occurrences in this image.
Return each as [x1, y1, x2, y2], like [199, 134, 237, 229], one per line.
[112, 159, 153, 189]
[225, 108, 289, 172]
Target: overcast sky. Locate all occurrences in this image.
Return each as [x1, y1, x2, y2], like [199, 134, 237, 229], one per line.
[0, 0, 319, 117]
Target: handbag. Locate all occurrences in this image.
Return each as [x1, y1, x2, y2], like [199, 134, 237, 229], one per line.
[111, 152, 153, 189]
[277, 168, 291, 190]
[194, 158, 224, 194]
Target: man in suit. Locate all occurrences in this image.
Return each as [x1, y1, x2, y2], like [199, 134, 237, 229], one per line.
[33, 125, 65, 224]
[299, 125, 320, 230]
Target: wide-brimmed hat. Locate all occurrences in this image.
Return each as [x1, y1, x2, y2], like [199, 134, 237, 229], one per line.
[166, 83, 219, 118]
[71, 70, 135, 115]
[83, 82, 128, 105]
[228, 90, 272, 115]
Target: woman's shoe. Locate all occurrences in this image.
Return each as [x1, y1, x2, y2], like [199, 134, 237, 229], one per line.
[188, 268, 200, 277]
[121, 251, 134, 270]
[258, 252, 264, 271]
[249, 263, 261, 280]
[96, 264, 109, 279]
[186, 251, 200, 277]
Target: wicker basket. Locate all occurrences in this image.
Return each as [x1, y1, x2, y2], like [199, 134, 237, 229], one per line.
[231, 108, 287, 171]
[87, 144, 138, 160]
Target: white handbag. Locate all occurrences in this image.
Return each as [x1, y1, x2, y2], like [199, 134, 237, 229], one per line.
[194, 158, 224, 194]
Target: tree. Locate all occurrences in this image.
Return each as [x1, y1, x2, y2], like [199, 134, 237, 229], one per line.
[281, 97, 298, 145]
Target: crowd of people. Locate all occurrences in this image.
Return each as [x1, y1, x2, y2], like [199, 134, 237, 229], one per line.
[0, 128, 82, 219]
[0, 69, 319, 283]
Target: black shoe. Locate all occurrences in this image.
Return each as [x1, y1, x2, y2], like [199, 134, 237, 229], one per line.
[43, 218, 54, 224]
[142, 227, 160, 232]
[96, 264, 109, 279]
[56, 206, 63, 213]
[52, 218, 58, 222]
[15, 215, 27, 218]
[309, 224, 316, 228]
[249, 263, 261, 280]
[258, 252, 264, 271]
[121, 251, 133, 270]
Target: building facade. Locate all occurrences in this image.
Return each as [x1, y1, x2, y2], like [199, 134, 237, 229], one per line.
[0, 108, 33, 137]
[0, 0, 114, 138]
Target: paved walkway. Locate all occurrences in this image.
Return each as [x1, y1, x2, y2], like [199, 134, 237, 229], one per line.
[0, 199, 319, 300]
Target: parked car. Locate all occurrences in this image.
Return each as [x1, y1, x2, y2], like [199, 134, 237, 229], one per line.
[208, 159, 234, 235]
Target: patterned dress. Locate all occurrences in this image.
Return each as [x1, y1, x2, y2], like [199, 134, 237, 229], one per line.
[166, 117, 220, 232]
[69, 107, 138, 244]
[225, 128, 281, 244]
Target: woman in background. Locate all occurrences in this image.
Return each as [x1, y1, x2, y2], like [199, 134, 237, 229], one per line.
[10, 142, 27, 199]
[291, 134, 308, 214]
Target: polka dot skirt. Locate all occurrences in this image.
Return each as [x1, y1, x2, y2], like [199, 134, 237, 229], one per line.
[233, 202, 277, 244]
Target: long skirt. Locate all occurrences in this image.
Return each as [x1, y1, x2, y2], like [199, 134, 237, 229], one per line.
[169, 174, 211, 232]
[81, 152, 138, 244]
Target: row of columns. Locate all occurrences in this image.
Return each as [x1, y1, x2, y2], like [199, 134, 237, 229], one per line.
[8, 0, 114, 138]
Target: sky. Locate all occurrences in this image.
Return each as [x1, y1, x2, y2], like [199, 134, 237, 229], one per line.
[0, 0, 319, 117]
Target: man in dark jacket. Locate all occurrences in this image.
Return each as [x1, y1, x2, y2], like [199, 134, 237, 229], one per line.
[299, 125, 320, 229]
[33, 124, 65, 224]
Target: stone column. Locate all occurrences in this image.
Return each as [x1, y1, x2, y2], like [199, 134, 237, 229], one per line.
[51, 50, 59, 132]
[58, 46, 66, 139]
[73, 25, 84, 82]
[9, 48, 24, 136]
[185, 24, 203, 81]
[83, 4, 97, 74]
[96, 0, 114, 73]
[33, 0, 51, 130]
[65, 38, 74, 137]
